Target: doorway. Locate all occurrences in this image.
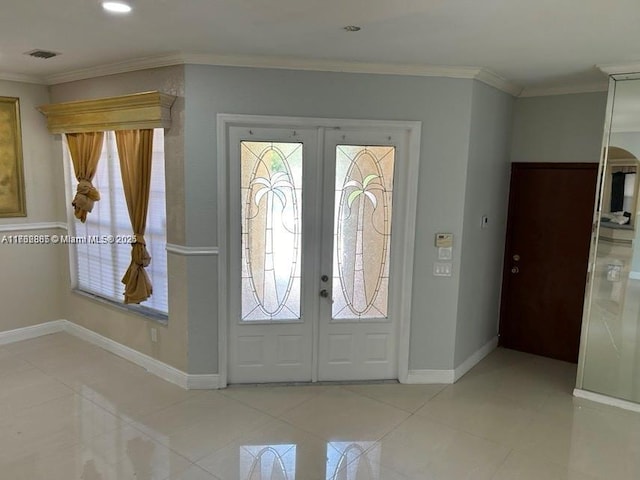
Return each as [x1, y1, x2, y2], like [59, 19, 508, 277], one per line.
[499, 163, 598, 363]
[219, 116, 421, 384]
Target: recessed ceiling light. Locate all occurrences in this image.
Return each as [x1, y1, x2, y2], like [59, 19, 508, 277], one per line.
[344, 25, 361, 32]
[102, 1, 132, 13]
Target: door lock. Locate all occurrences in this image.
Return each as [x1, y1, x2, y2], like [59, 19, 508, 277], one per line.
[321, 275, 329, 282]
[320, 289, 329, 298]
[511, 266, 520, 274]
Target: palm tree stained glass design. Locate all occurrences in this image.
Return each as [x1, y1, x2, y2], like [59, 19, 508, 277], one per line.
[333, 145, 395, 320]
[241, 142, 302, 322]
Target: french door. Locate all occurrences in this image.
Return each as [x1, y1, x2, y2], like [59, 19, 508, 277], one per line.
[225, 119, 416, 384]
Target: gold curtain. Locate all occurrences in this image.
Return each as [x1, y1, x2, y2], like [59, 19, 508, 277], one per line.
[115, 129, 154, 304]
[66, 132, 104, 223]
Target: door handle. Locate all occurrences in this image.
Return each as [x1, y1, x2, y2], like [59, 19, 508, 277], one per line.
[511, 266, 520, 274]
[321, 275, 329, 282]
[320, 289, 329, 298]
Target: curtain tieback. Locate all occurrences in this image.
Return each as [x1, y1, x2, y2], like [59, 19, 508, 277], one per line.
[131, 234, 151, 267]
[76, 179, 100, 201]
[72, 179, 101, 222]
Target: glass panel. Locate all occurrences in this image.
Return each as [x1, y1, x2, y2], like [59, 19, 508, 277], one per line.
[241, 141, 302, 322]
[581, 77, 640, 403]
[332, 145, 395, 320]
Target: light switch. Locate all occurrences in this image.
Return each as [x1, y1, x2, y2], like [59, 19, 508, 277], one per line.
[433, 262, 452, 277]
[438, 247, 452, 260]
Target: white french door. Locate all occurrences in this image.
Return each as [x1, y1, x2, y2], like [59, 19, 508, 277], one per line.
[224, 118, 418, 384]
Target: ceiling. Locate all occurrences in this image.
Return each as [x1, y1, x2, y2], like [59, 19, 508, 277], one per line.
[1, 0, 639, 94]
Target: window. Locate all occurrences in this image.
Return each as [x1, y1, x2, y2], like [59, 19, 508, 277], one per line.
[66, 129, 168, 315]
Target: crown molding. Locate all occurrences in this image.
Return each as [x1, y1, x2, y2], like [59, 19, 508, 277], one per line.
[475, 69, 523, 96]
[182, 52, 482, 78]
[519, 81, 608, 98]
[597, 62, 640, 76]
[44, 53, 186, 85]
[0, 71, 46, 85]
[38, 52, 521, 96]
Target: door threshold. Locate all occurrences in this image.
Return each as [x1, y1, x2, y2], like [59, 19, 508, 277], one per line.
[227, 379, 400, 388]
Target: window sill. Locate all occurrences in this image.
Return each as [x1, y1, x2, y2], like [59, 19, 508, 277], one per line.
[71, 289, 168, 325]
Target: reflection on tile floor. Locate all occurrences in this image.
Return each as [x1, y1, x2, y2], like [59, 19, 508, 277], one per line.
[1, 333, 640, 479]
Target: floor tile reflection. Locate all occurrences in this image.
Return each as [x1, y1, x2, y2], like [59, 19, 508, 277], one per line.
[3, 333, 640, 480]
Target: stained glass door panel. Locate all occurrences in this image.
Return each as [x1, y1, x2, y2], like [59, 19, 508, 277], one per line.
[241, 141, 303, 322]
[332, 145, 395, 320]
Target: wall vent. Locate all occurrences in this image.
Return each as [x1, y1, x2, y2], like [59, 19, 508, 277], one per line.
[25, 49, 60, 59]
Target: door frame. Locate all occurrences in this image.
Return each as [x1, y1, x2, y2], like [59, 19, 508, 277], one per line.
[217, 114, 421, 387]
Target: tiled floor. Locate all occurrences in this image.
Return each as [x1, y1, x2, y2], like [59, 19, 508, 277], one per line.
[1, 333, 640, 479]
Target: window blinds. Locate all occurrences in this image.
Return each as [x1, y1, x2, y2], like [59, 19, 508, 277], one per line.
[68, 129, 168, 314]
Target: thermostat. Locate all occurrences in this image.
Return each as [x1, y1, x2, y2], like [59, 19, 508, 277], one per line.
[435, 233, 453, 248]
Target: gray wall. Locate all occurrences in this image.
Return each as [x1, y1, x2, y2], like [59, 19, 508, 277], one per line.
[0, 80, 65, 330]
[49, 66, 191, 372]
[511, 92, 607, 163]
[455, 81, 514, 366]
[184, 65, 476, 371]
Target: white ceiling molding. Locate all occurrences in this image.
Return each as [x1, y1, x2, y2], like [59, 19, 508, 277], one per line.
[597, 63, 640, 76]
[182, 52, 482, 78]
[0, 71, 46, 85]
[475, 69, 523, 97]
[44, 53, 185, 85]
[519, 81, 608, 98]
[42, 52, 522, 96]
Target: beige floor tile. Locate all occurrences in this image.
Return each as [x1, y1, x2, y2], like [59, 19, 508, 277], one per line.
[77, 373, 200, 420]
[170, 465, 222, 480]
[132, 392, 272, 462]
[0, 367, 74, 418]
[418, 431, 510, 480]
[340, 415, 509, 480]
[512, 405, 640, 479]
[415, 385, 537, 445]
[341, 383, 446, 412]
[462, 347, 537, 379]
[0, 393, 122, 464]
[0, 348, 33, 378]
[0, 424, 193, 480]
[221, 384, 326, 416]
[281, 387, 410, 442]
[491, 450, 602, 480]
[2, 335, 640, 480]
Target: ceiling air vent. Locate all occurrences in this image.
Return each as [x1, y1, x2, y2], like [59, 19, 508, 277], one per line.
[24, 49, 60, 59]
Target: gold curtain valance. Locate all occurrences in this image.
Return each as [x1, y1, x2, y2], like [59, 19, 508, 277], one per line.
[37, 91, 175, 134]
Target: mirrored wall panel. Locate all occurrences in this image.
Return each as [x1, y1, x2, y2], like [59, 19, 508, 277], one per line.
[580, 75, 640, 403]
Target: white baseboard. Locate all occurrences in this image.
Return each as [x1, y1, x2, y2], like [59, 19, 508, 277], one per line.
[0, 320, 66, 345]
[454, 336, 499, 382]
[186, 374, 221, 389]
[405, 369, 455, 384]
[573, 388, 640, 413]
[0, 320, 220, 390]
[405, 336, 498, 385]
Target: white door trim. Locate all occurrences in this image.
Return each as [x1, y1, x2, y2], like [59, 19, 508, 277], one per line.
[217, 114, 421, 387]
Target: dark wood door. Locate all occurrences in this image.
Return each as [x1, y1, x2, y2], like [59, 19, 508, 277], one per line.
[499, 163, 598, 363]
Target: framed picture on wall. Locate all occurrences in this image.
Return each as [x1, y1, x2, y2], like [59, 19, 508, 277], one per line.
[0, 96, 26, 217]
